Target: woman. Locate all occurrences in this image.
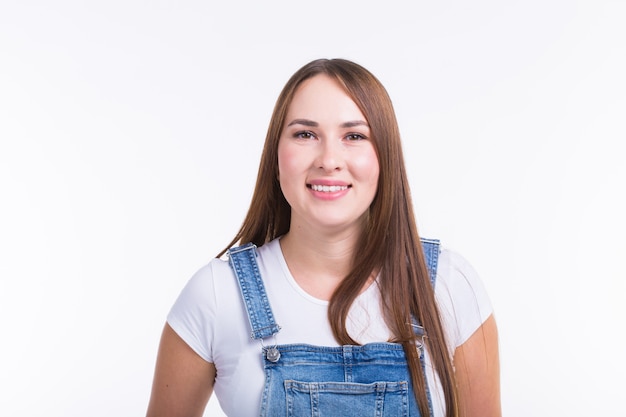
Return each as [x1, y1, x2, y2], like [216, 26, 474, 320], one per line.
[146, 58, 501, 417]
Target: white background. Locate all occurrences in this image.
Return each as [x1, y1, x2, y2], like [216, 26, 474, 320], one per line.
[1, 1, 624, 416]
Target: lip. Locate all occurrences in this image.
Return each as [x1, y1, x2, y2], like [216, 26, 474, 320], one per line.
[307, 179, 351, 200]
[307, 179, 351, 187]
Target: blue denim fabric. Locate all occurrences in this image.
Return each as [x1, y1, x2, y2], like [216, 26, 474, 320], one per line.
[228, 243, 281, 339]
[227, 239, 440, 417]
[420, 238, 440, 287]
[264, 344, 415, 417]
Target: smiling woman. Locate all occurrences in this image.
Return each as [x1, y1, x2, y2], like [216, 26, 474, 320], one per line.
[146, 59, 501, 417]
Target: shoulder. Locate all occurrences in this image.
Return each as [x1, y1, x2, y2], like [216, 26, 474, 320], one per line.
[172, 257, 234, 305]
[436, 248, 484, 289]
[166, 257, 238, 362]
[177, 239, 282, 303]
[434, 247, 494, 349]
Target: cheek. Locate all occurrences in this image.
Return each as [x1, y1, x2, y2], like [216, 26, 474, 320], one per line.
[277, 143, 294, 179]
[277, 142, 306, 192]
[353, 148, 380, 186]
[278, 141, 312, 177]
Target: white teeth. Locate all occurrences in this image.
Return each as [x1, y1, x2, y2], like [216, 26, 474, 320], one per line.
[311, 184, 348, 192]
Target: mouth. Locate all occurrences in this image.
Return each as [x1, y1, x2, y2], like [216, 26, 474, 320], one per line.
[307, 184, 351, 192]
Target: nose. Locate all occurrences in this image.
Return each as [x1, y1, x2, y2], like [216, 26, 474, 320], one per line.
[316, 139, 344, 172]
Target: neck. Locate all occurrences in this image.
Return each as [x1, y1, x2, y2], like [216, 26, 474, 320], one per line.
[279, 223, 363, 300]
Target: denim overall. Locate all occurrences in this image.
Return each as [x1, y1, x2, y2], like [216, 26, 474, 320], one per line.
[228, 239, 440, 417]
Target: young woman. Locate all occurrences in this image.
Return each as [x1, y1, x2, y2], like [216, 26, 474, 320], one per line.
[146, 58, 501, 417]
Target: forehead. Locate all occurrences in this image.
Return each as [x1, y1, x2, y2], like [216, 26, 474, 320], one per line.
[285, 75, 366, 122]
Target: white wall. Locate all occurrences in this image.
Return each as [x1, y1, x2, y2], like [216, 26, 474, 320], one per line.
[1, 1, 624, 416]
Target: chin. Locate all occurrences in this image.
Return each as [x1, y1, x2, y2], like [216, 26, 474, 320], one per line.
[313, 216, 365, 232]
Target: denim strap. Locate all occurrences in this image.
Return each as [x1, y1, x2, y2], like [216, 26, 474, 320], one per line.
[419, 238, 440, 286]
[410, 238, 440, 339]
[228, 243, 281, 339]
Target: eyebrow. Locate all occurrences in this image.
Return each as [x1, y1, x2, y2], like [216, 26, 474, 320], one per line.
[287, 119, 318, 127]
[286, 119, 369, 128]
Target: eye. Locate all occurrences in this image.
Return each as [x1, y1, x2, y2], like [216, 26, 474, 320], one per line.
[345, 133, 367, 141]
[294, 130, 316, 140]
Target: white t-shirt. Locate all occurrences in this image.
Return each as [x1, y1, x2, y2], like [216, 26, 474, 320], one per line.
[167, 238, 493, 417]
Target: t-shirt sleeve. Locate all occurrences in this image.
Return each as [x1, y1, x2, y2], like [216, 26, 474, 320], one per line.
[434, 249, 493, 354]
[166, 263, 217, 363]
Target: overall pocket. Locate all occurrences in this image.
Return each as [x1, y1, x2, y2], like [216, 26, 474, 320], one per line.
[284, 380, 409, 417]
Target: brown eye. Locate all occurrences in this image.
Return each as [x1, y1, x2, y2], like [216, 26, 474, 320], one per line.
[294, 131, 315, 139]
[345, 133, 366, 141]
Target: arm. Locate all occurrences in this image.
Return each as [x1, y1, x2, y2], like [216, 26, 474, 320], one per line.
[146, 323, 216, 417]
[453, 314, 502, 417]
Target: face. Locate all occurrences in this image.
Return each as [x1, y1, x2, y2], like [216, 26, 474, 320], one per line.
[277, 74, 380, 234]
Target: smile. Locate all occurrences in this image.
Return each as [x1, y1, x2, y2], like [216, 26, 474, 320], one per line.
[309, 184, 349, 192]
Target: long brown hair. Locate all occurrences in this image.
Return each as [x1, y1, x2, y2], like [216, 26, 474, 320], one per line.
[219, 58, 458, 417]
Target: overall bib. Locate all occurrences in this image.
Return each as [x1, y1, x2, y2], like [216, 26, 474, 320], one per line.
[228, 239, 440, 417]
